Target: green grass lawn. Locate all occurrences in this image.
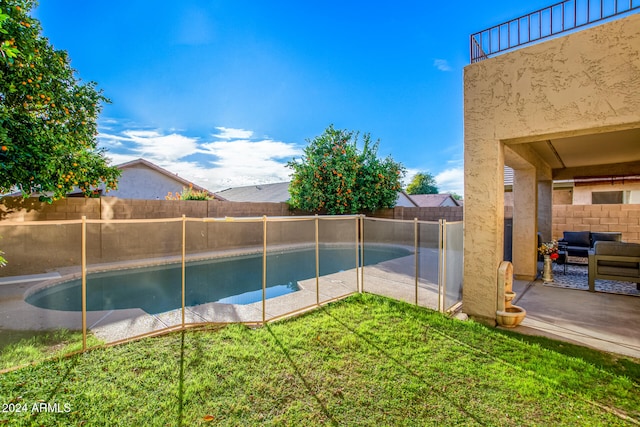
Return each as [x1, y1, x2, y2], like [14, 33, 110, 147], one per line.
[0, 329, 102, 371]
[0, 293, 638, 426]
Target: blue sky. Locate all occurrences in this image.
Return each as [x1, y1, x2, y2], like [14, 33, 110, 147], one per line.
[33, 0, 553, 194]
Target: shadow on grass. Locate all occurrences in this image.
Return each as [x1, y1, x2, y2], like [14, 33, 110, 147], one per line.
[25, 356, 79, 424]
[177, 331, 185, 427]
[175, 326, 213, 426]
[266, 325, 339, 426]
[315, 303, 486, 425]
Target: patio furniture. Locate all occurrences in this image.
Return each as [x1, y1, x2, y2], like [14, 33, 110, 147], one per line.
[557, 241, 568, 273]
[587, 241, 640, 292]
[558, 231, 622, 259]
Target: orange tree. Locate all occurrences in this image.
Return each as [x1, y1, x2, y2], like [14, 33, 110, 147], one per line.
[0, 0, 119, 202]
[287, 125, 405, 214]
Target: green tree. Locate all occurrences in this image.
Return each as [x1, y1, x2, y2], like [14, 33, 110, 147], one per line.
[0, 0, 119, 202]
[287, 125, 405, 214]
[406, 172, 439, 195]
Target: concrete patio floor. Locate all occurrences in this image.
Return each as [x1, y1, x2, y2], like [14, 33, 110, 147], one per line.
[511, 278, 640, 359]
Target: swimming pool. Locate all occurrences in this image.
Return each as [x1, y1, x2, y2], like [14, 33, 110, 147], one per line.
[26, 245, 411, 314]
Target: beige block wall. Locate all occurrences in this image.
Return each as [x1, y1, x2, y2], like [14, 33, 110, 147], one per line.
[0, 196, 464, 277]
[552, 204, 640, 243]
[0, 197, 464, 223]
[0, 197, 101, 221]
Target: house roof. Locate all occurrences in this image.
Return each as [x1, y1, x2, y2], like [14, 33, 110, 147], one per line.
[214, 181, 291, 203]
[116, 158, 219, 198]
[216, 182, 463, 207]
[408, 193, 461, 207]
[396, 190, 418, 207]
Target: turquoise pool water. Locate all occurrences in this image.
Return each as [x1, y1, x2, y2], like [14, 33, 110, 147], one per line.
[26, 246, 411, 314]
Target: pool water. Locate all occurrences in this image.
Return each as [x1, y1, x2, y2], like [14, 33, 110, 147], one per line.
[26, 246, 411, 314]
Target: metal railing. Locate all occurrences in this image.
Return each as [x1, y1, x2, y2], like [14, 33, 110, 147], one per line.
[470, 0, 640, 63]
[0, 215, 463, 371]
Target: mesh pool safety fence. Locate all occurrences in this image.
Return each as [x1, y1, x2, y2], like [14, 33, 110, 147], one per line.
[0, 215, 462, 368]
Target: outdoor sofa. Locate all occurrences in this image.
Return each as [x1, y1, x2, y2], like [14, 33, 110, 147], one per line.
[587, 241, 640, 292]
[558, 231, 622, 258]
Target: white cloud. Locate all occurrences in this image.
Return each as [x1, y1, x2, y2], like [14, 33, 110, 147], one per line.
[435, 168, 464, 196]
[100, 130, 200, 162]
[99, 126, 302, 192]
[433, 59, 452, 72]
[214, 127, 254, 140]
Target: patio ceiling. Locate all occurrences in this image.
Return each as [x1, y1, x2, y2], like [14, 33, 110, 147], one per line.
[525, 128, 640, 179]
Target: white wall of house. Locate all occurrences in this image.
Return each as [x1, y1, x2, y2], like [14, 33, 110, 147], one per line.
[107, 164, 189, 200]
[572, 183, 640, 205]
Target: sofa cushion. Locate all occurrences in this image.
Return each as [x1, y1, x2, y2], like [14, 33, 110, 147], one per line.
[591, 232, 622, 244]
[598, 260, 639, 269]
[562, 231, 590, 247]
[594, 241, 640, 257]
[597, 265, 640, 277]
[565, 246, 589, 256]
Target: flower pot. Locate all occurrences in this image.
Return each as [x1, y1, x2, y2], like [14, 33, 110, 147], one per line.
[542, 254, 553, 283]
[496, 305, 526, 328]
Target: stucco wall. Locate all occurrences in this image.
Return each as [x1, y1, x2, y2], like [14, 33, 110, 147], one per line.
[572, 183, 640, 205]
[107, 163, 189, 200]
[464, 13, 640, 323]
[553, 189, 573, 205]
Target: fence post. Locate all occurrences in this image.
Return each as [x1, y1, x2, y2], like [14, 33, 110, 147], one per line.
[354, 215, 359, 293]
[81, 215, 87, 351]
[360, 215, 365, 293]
[440, 219, 449, 312]
[437, 219, 441, 311]
[181, 215, 186, 329]
[315, 215, 319, 306]
[414, 218, 419, 306]
[262, 215, 267, 325]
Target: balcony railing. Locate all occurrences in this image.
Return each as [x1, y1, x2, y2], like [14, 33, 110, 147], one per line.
[470, 0, 640, 63]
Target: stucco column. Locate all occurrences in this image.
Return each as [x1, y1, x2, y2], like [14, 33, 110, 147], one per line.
[537, 180, 553, 242]
[462, 138, 504, 326]
[512, 168, 538, 281]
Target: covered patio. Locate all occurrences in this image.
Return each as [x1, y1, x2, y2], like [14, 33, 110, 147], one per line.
[512, 276, 640, 359]
[463, 11, 640, 325]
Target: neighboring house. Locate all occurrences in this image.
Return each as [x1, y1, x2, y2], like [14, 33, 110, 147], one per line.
[215, 182, 291, 203]
[3, 158, 213, 200]
[505, 166, 640, 206]
[215, 182, 427, 208]
[395, 191, 418, 207]
[104, 159, 215, 200]
[559, 175, 640, 205]
[408, 194, 461, 207]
